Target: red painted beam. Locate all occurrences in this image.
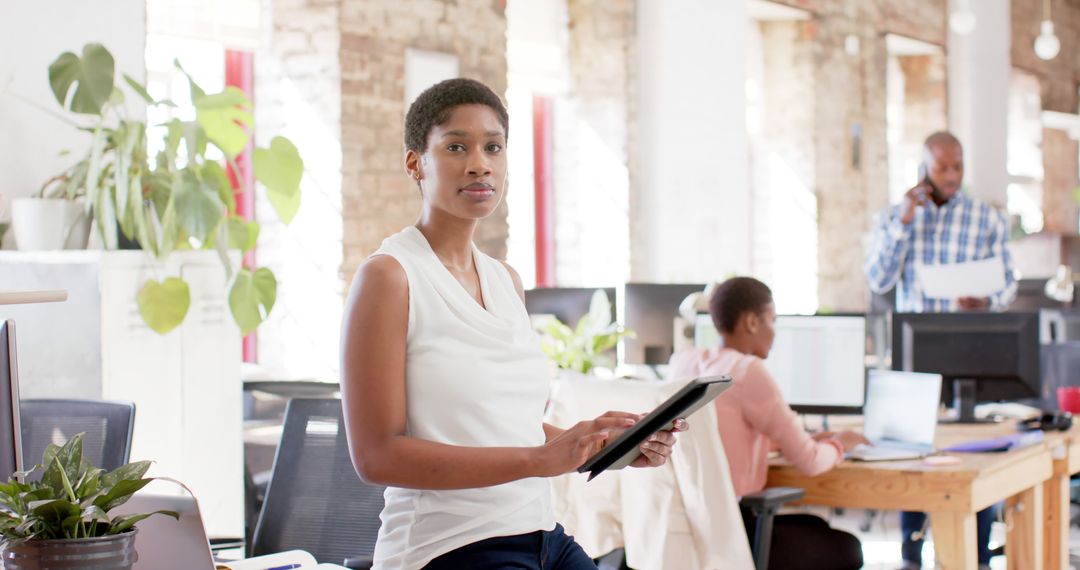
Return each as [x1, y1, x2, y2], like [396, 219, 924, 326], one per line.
[532, 95, 555, 287]
[225, 49, 257, 362]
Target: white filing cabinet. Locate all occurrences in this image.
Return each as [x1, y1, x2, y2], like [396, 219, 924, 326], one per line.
[0, 250, 243, 538]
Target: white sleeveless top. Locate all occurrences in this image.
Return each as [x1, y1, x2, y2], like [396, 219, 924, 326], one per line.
[369, 227, 556, 570]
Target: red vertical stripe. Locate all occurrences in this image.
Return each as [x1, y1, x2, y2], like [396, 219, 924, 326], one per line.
[532, 95, 555, 286]
[225, 49, 257, 363]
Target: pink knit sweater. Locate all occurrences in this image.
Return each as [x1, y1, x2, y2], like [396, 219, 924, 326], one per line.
[668, 347, 843, 496]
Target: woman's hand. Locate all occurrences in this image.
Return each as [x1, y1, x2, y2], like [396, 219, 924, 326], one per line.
[815, 430, 870, 452]
[629, 417, 689, 468]
[535, 412, 638, 477]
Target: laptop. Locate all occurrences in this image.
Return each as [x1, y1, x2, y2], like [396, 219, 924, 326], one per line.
[846, 370, 943, 462]
[111, 480, 217, 570]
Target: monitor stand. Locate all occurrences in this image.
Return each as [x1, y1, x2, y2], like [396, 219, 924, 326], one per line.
[940, 378, 997, 424]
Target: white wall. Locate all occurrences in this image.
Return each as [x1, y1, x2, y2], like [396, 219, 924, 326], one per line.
[633, 0, 750, 282]
[0, 0, 146, 210]
[948, 0, 1010, 208]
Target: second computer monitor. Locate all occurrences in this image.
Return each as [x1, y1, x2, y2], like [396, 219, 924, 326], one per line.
[621, 283, 706, 365]
[524, 287, 617, 328]
[891, 312, 1041, 422]
[764, 315, 867, 415]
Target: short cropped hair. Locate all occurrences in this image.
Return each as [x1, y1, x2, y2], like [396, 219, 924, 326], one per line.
[709, 277, 774, 334]
[923, 131, 961, 152]
[404, 78, 509, 154]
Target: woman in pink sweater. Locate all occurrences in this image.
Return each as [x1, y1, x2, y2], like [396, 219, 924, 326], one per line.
[668, 277, 867, 570]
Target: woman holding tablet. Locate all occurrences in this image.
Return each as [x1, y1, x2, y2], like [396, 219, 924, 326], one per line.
[340, 78, 686, 570]
[668, 277, 866, 570]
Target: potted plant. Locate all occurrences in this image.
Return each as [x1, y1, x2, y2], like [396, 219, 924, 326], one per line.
[10, 163, 93, 252]
[0, 433, 177, 569]
[537, 289, 635, 376]
[36, 42, 303, 335]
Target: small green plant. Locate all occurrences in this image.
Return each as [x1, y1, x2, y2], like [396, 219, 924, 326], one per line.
[0, 434, 176, 545]
[538, 289, 634, 374]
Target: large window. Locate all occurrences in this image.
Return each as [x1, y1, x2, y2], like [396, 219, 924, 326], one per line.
[1007, 69, 1045, 235]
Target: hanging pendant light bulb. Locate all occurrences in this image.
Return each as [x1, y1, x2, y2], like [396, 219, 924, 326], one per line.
[1034, 0, 1061, 60]
[949, 0, 976, 35]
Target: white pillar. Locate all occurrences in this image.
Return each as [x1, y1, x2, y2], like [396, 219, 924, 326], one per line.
[632, 0, 749, 282]
[948, 0, 1010, 208]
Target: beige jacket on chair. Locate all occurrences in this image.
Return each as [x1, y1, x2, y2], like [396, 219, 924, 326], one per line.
[547, 375, 754, 570]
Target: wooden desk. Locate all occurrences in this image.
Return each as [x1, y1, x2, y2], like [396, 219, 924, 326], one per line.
[1039, 425, 1080, 570]
[767, 423, 1053, 570]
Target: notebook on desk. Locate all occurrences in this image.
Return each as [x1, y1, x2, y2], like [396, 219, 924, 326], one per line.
[846, 370, 943, 462]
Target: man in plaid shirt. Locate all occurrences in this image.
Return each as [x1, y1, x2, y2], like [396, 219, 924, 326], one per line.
[864, 131, 1014, 569]
[864, 131, 1018, 313]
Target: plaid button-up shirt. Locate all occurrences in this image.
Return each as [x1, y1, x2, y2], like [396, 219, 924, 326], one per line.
[864, 190, 1017, 313]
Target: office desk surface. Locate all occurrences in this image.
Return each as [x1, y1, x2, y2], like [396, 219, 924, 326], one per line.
[767, 422, 1054, 570]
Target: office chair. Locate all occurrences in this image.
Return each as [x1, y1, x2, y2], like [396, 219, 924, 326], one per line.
[251, 398, 384, 569]
[19, 399, 135, 471]
[739, 488, 806, 570]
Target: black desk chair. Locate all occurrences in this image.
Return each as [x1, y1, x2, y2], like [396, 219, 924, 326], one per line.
[19, 399, 135, 471]
[740, 488, 806, 570]
[251, 398, 383, 569]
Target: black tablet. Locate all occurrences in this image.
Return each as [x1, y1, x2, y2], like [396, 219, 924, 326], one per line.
[577, 375, 732, 480]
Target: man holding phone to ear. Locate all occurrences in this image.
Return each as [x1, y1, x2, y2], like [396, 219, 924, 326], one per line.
[864, 130, 1017, 313]
[864, 131, 1015, 568]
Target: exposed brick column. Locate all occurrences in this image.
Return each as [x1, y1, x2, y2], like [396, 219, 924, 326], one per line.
[340, 0, 510, 285]
[1043, 128, 1080, 233]
[809, 3, 890, 312]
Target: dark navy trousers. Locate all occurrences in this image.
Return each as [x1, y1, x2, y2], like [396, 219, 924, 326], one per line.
[423, 524, 597, 570]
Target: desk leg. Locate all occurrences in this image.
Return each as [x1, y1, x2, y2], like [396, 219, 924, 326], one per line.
[1006, 484, 1044, 570]
[930, 511, 977, 570]
[1043, 472, 1070, 570]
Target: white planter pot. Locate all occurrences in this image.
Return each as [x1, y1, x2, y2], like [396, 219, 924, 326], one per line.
[11, 197, 91, 250]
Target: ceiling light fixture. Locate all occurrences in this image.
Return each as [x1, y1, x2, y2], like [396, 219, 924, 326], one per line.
[1034, 0, 1061, 60]
[949, 0, 976, 35]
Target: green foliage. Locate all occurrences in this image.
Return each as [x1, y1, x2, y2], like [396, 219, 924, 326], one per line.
[0, 434, 176, 546]
[48, 44, 115, 115]
[137, 277, 192, 335]
[228, 268, 278, 335]
[538, 290, 635, 374]
[44, 43, 305, 334]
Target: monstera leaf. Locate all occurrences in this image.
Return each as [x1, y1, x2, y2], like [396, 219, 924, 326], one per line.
[254, 136, 304, 224]
[48, 43, 115, 115]
[229, 268, 277, 334]
[194, 87, 253, 157]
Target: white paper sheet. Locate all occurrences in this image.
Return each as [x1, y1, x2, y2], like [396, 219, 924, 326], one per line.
[914, 256, 1007, 299]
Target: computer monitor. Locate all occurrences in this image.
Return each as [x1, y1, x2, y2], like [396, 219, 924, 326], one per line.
[693, 313, 721, 349]
[524, 287, 617, 328]
[620, 283, 706, 365]
[0, 320, 24, 480]
[764, 315, 867, 415]
[891, 312, 1041, 423]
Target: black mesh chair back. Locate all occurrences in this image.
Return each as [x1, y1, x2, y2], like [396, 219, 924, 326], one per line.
[20, 399, 135, 472]
[251, 398, 384, 567]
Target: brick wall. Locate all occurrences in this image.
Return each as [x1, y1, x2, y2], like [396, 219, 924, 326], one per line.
[1013, 0, 1080, 235]
[339, 0, 510, 285]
